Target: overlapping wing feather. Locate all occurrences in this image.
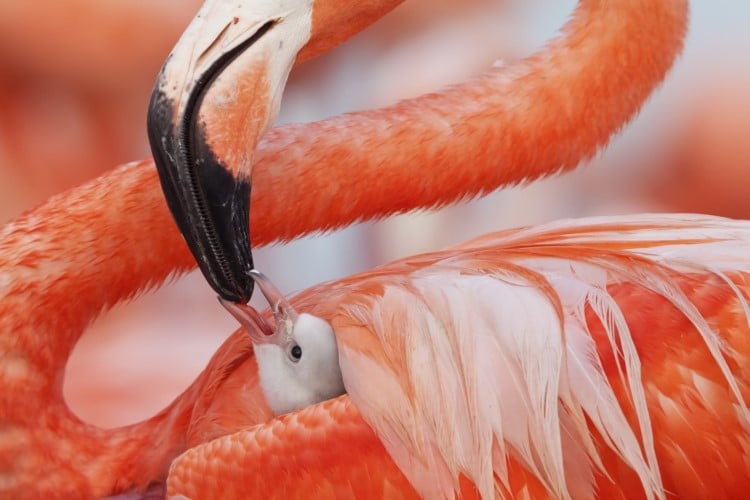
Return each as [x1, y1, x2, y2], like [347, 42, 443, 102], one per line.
[334, 213, 750, 499]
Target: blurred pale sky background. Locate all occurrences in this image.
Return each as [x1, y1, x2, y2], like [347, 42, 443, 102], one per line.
[1, 1, 748, 426]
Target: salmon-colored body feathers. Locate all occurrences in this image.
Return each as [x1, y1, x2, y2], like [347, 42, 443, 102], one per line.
[4, 0, 747, 498]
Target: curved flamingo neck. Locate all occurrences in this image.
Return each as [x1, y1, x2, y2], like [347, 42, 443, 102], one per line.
[250, 0, 688, 242]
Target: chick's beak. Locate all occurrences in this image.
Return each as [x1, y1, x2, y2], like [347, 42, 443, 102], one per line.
[219, 298, 275, 345]
[220, 269, 297, 345]
[147, 0, 314, 302]
[249, 269, 298, 325]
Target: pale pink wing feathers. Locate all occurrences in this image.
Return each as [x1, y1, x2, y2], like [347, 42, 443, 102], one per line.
[335, 213, 750, 499]
[168, 213, 750, 498]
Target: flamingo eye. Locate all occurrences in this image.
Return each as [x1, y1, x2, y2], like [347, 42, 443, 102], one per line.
[289, 343, 302, 362]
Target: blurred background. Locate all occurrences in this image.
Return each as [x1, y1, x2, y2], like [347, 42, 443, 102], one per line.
[0, 1, 747, 427]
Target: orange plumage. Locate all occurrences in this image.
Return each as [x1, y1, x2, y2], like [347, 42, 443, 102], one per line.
[4, 0, 748, 498]
[168, 216, 750, 499]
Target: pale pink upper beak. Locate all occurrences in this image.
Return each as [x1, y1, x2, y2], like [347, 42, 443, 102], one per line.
[220, 270, 297, 346]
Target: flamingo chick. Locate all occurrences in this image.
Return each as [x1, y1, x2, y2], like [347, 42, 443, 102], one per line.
[221, 270, 345, 416]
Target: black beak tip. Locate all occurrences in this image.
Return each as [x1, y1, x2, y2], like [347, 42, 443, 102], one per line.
[148, 87, 255, 305]
[213, 275, 254, 304]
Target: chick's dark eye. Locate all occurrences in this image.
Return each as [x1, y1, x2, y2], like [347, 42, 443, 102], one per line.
[290, 344, 302, 361]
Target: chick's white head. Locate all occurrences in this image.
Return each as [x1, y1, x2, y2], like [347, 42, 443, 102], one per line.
[221, 270, 345, 415]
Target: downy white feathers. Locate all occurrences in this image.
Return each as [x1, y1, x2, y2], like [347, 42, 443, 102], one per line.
[222, 271, 345, 416]
[253, 312, 345, 416]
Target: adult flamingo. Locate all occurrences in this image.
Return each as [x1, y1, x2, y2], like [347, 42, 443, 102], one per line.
[4, 0, 747, 498]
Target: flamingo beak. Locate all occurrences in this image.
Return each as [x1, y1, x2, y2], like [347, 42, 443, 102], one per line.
[219, 269, 297, 345]
[219, 298, 277, 345]
[248, 269, 298, 325]
[147, 0, 314, 303]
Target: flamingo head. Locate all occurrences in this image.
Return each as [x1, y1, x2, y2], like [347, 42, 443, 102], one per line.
[220, 270, 345, 416]
[146, 0, 315, 303]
